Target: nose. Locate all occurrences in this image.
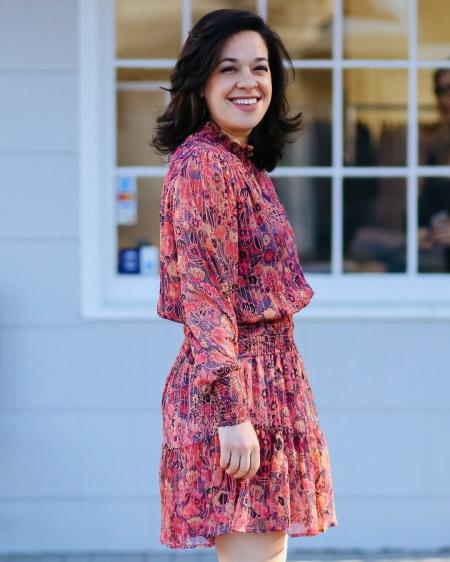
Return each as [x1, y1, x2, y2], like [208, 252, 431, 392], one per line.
[236, 68, 258, 90]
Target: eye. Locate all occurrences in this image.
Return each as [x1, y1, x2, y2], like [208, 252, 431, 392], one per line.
[221, 66, 236, 73]
[255, 65, 269, 72]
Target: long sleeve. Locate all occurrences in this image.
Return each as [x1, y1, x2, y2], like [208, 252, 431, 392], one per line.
[171, 148, 250, 427]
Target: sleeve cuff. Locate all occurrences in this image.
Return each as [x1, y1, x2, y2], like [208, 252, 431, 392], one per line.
[212, 369, 250, 427]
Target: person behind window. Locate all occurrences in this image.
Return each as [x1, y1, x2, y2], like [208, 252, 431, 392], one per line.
[418, 66, 450, 272]
[151, 8, 337, 559]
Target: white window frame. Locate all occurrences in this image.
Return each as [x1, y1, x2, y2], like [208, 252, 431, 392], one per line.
[80, 0, 450, 320]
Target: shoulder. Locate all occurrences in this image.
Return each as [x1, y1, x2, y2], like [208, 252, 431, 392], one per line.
[168, 137, 235, 186]
[166, 140, 236, 211]
[170, 129, 241, 174]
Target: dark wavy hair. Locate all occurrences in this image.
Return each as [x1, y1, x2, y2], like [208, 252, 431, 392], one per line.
[150, 9, 302, 171]
[433, 65, 450, 96]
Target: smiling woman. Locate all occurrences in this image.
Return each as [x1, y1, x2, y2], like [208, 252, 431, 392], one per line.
[151, 8, 338, 559]
[151, 9, 303, 172]
[200, 31, 272, 145]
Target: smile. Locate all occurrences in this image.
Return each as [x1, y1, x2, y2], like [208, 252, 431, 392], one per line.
[228, 97, 261, 106]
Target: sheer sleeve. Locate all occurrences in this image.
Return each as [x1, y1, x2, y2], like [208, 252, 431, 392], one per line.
[171, 148, 250, 427]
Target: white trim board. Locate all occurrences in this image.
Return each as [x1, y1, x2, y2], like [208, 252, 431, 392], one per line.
[79, 0, 450, 320]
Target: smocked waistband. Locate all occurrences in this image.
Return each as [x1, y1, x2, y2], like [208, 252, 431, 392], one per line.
[183, 314, 296, 357]
[236, 315, 296, 357]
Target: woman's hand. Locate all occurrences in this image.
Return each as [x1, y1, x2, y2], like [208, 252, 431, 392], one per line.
[218, 420, 260, 480]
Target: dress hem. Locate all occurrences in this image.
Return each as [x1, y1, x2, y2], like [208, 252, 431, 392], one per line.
[160, 519, 338, 549]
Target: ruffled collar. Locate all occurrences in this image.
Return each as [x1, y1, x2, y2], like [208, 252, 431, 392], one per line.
[200, 120, 254, 161]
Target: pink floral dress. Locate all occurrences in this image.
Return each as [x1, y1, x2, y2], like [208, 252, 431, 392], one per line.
[157, 119, 338, 548]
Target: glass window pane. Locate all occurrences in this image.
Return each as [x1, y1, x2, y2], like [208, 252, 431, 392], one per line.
[116, 68, 170, 166]
[281, 70, 332, 167]
[343, 177, 407, 272]
[116, 0, 182, 59]
[344, 68, 408, 166]
[267, 0, 333, 59]
[272, 177, 332, 273]
[418, 176, 450, 272]
[192, 0, 256, 23]
[418, 68, 450, 165]
[344, 0, 408, 59]
[116, 177, 162, 276]
[418, 0, 450, 60]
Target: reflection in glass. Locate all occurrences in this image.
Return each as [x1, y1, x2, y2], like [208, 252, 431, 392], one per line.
[192, 0, 256, 24]
[116, 69, 171, 166]
[418, 0, 450, 60]
[344, 68, 408, 166]
[267, 0, 332, 59]
[116, 0, 182, 59]
[116, 177, 162, 275]
[344, 0, 408, 59]
[418, 68, 450, 166]
[343, 177, 406, 272]
[272, 177, 332, 272]
[418, 177, 450, 272]
[280, 70, 332, 167]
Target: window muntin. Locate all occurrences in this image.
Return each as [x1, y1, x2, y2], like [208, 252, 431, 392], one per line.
[273, 177, 332, 273]
[343, 0, 409, 60]
[80, 0, 450, 318]
[417, 0, 450, 60]
[115, 0, 183, 59]
[267, 0, 333, 59]
[343, 177, 407, 273]
[116, 68, 170, 167]
[343, 68, 408, 167]
[281, 69, 332, 167]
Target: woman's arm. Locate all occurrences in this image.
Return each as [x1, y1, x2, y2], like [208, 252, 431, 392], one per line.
[171, 148, 249, 427]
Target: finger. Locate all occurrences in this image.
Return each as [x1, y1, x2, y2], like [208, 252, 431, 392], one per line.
[242, 448, 260, 479]
[225, 451, 240, 476]
[220, 449, 231, 470]
[233, 452, 251, 479]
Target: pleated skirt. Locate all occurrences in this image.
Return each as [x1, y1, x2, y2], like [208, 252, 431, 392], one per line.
[159, 314, 338, 549]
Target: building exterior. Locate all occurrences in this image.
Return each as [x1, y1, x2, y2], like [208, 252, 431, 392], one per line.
[1, 0, 449, 555]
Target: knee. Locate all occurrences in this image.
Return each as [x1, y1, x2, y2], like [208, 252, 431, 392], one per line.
[215, 530, 287, 562]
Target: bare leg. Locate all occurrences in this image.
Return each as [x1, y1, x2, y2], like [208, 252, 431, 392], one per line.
[215, 530, 288, 562]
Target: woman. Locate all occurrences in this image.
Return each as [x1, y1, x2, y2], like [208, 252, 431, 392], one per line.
[152, 9, 338, 560]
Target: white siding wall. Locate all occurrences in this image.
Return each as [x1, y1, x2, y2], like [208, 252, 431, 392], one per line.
[0, 0, 449, 554]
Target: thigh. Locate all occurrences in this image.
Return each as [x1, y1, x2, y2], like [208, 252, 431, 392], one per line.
[215, 530, 288, 562]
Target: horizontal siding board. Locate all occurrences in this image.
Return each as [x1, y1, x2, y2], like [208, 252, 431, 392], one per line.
[0, 412, 448, 498]
[0, 0, 77, 70]
[0, 496, 449, 551]
[0, 154, 78, 239]
[0, 71, 78, 152]
[321, 411, 450, 497]
[1, 322, 449, 411]
[0, 324, 183, 409]
[0, 499, 160, 552]
[0, 412, 162, 497]
[321, 496, 450, 549]
[0, 240, 80, 325]
[296, 321, 450, 410]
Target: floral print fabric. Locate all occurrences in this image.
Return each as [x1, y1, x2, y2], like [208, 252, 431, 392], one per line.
[157, 120, 337, 548]
[159, 315, 338, 548]
[157, 119, 315, 428]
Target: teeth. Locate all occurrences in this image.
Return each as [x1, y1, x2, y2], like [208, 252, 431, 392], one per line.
[231, 98, 258, 105]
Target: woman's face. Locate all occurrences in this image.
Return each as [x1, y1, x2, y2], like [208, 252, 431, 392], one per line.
[202, 30, 272, 145]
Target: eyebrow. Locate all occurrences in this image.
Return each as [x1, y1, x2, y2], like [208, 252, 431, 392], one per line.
[217, 57, 269, 64]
